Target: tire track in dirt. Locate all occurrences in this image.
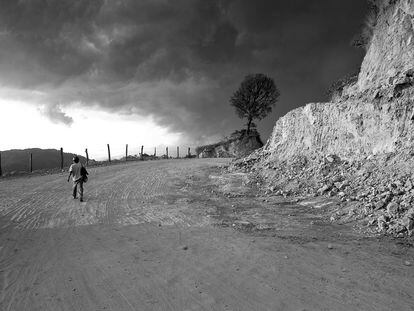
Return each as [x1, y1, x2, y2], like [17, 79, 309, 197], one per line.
[0, 159, 226, 230]
[1, 160, 229, 310]
[1, 159, 413, 310]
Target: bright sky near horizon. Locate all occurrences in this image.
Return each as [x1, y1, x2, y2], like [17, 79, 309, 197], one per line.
[0, 99, 182, 160]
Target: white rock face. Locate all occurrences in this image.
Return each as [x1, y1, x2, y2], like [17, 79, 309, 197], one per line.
[358, 0, 414, 91]
[264, 99, 414, 161]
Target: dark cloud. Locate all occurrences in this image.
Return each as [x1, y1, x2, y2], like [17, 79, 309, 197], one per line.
[0, 0, 368, 143]
[0, 0, 103, 86]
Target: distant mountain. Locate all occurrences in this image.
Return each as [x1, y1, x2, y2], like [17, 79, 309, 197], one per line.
[0, 148, 90, 174]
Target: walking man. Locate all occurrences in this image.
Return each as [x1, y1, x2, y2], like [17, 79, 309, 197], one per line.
[67, 156, 85, 202]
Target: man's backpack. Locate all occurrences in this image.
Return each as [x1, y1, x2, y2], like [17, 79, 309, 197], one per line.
[81, 166, 89, 183]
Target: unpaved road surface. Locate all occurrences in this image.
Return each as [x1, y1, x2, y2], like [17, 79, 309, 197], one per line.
[0, 159, 413, 311]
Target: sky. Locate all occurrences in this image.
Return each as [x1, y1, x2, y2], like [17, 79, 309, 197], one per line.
[0, 0, 369, 159]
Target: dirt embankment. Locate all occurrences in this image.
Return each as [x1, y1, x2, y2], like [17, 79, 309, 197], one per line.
[0, 159, 413, 311]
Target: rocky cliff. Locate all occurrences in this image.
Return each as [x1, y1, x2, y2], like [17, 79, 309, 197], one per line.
[263, 0, 414, 162]
[234, 0, 414, 237]
[357, 0, 414, 91]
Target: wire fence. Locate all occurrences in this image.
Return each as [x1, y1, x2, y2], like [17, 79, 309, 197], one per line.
[0, 144, 197, 177]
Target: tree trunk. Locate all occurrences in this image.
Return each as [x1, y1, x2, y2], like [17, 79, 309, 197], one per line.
[246, 117, 252, 135]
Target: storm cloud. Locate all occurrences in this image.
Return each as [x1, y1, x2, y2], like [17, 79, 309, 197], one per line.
[0, 0, 368, 143]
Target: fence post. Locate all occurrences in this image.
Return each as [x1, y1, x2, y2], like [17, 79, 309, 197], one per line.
[126, 144, 128, 161]
[85, 148, 89, 166]
[166, 147, 169, 158]
[188, 147, 191, 157]
[29, 152, 33, 173]
[177, 146, 179, 159]
[107, 144, 111, 163]
[0, 151, 2, 176]
[140, 145, 144, 160]
[60, 147, 64, 170]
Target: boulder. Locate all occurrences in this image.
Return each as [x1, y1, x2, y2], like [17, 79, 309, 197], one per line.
[377, 215, 389, 231]
[317, 184, 331, 194]
[405, 207, 414, 219]
[386, 202, 399, 216]
[401, 216, 414, 231]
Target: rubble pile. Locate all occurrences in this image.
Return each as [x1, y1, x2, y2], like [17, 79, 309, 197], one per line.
[231, 150, 414, 237]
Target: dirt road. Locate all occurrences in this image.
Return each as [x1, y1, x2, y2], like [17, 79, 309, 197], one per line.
[0, 159, 413, 310]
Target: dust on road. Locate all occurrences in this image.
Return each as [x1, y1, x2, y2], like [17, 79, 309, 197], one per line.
[0, 159, 413, 310]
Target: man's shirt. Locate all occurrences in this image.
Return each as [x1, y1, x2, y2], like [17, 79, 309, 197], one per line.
[69, 163, 82, 181]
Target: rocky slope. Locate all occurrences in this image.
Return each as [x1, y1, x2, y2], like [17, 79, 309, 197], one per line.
[233, 0, 414, 237]
[197, 130, 263, 158]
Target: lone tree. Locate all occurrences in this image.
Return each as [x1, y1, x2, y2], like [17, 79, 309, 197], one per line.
[230, 73, 280, 134]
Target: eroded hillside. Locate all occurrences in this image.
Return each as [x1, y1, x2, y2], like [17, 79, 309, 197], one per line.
[234, 0, 414, 237]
